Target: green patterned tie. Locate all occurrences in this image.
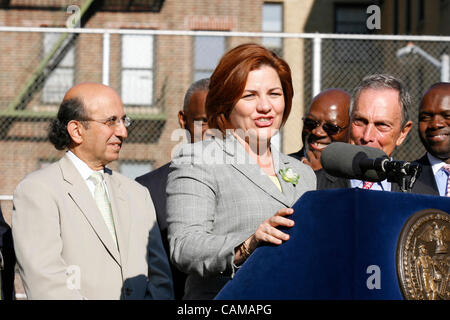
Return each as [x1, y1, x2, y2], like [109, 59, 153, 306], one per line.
[89, 171, 118, 246]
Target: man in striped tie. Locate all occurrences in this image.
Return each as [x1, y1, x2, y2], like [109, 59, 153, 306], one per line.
[411, 82, 450, 196]
[12, 83, 174, 299]
[316, 74, 413, 191]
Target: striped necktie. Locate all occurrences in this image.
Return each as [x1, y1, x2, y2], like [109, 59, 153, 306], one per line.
[89, 171, 118, 245]
[443, 165, 450, 197]
[362, 181, 374, 190]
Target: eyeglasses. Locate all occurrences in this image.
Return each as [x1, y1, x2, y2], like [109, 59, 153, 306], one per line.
[84, 115, 132, 128]
[302, 117, 346, 136]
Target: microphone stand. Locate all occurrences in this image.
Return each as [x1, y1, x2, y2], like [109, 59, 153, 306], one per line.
[383, 160, 422, 193]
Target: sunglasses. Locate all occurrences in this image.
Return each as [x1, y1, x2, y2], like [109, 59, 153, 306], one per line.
[302, 117, 346, 136]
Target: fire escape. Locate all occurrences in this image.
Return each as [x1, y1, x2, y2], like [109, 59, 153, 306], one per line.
[0, 0, 166, 143]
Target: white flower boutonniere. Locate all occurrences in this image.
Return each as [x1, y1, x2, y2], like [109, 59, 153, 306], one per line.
[279, 168, 299, 185]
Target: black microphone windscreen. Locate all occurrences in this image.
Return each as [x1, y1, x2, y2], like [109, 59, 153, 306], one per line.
[320, 142, 388, 181]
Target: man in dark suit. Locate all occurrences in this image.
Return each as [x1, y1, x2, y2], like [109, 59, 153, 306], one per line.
[0, 206, 15, 300]
[289, 88, 350, 171]
[136, 78, 209, 299]
[317, 74, 413, 192]
[411, 82, 450, 196]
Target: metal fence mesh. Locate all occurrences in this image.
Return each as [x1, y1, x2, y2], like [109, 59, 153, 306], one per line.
[1, 29, 449, 200]
[319, 38, 447, 161]
[0, 27, 449, 299]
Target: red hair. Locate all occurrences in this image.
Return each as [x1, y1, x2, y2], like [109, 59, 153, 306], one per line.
[206, 43, 293, 133]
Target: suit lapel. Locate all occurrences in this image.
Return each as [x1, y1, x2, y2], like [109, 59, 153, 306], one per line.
[104, 170, 130, 266]
[59, 155, 121, 266]
[274, 150, 299, 206]
[414, 154, 440, 195]
[220, 135, 292, 207]
[316, 169, 350, 189]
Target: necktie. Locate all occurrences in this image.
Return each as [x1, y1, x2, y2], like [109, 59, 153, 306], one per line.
[362, 181, 374, 190]
[443, 165, 450, 197]
[89, 172, 118, 245]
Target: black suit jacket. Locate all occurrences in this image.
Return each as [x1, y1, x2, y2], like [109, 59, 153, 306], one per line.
[0, 207, 15, 300]
[136, 162, 170, 233]
[410, 154, 440, 196]
[289, 147, 305, 162]
[315, 169, 402, 192]
[136, 162, 187, 300]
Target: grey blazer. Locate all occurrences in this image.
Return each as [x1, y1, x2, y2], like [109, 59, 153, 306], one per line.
[12, 154, 174, 300]
[166, 135, 316, 299]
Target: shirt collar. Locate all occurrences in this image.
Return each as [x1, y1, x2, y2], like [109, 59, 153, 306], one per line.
[66, 150, 104, 180]
[350, 178, 391, 191]
[427, 152, 447, 175]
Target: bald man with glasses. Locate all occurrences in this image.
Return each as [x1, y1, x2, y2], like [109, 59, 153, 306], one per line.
[290, 88, 351, 171]
[12, 83, 174, 300]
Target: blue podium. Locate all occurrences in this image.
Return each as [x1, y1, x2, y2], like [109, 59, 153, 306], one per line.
[215, 189, 450, 300]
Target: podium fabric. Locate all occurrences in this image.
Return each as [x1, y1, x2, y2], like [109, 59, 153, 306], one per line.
[215, 189, 450, 300]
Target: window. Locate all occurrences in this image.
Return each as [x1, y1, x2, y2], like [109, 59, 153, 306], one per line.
[262, 3, 283, 55]
[193, 36, 225, 81]
[121, 34, 154, 105]
[262, 3, 284, 151]
[42, 33, 75, 104]
[406, 0, 411, 33]
[119, 161, 153, 180]
[334, 4, 369, 34]
[333, 4, 375, 63]
[418, 0, 425, 22]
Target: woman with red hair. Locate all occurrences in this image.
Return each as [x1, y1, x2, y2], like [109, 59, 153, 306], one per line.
[166, 43, 316, 299]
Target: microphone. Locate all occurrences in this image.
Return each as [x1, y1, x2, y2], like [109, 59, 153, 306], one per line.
[358, 157, 421, 178]
[320, 142, 388, 182]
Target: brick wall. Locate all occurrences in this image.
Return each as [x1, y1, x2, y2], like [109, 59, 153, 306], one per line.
[0, 0, 268, 299]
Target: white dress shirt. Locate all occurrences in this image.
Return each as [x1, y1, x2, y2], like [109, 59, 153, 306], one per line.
[427, 152, 448, 197]
[66, 150, 110, 199]
[350, 178, 391, 191]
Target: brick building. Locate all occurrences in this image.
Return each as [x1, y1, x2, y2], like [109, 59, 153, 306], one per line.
[2, 0, 449, 200]
[0, 0, 449, 298]
[0, 0, 299, 297]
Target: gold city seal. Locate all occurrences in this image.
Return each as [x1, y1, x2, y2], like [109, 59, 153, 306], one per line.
[397, 209, 450, 300]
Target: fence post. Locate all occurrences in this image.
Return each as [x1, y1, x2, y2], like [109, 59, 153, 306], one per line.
[441, 54, 449, 82]
[102, 32, 110, 86]
[312, 34, 322, 98]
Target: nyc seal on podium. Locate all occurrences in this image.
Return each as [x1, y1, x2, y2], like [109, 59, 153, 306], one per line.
[397, 209, 450, 300]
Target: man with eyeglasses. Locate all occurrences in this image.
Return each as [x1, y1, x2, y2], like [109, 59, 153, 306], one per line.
[316, 74, 413, 191]
[290, 88, 350, 171]
[12, 82, 174, 299]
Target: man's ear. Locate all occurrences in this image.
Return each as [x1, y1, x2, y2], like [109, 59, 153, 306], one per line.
[178, 110, 186, 129]
[67, 120, 84, 144]
[396, 120, 413, 147]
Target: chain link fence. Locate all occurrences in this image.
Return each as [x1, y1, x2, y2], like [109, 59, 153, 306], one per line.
[310, 37, 449, 162]
[0, 26, 449, 299]
[1, 28, 449, 216]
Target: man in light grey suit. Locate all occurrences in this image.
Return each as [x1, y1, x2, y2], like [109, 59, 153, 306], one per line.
[12, 83, 174, 300]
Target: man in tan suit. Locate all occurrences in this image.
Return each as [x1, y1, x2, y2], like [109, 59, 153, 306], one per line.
[12, 83, 174, 300]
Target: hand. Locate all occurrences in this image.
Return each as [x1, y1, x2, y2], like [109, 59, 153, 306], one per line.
[253, 208, 294, 246]
[303, 149, 322, 171]
[234, 208, 294, 266]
